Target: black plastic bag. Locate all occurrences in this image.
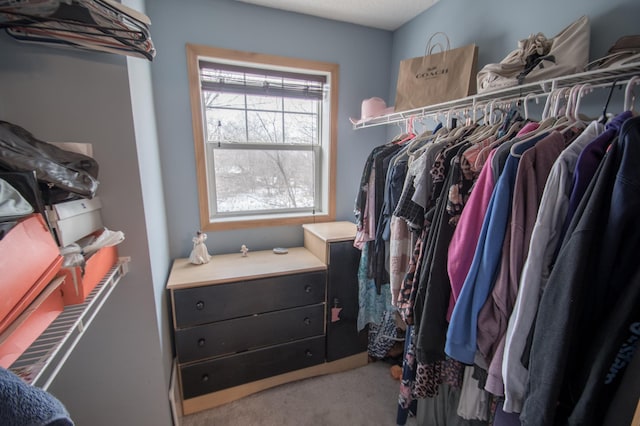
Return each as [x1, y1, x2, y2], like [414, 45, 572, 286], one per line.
[0, 121, 99, 200]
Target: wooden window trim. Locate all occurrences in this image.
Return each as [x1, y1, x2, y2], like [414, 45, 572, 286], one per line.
[186, 43, 338, 231]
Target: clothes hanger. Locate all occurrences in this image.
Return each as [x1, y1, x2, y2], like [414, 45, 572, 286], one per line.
[489, 99, 507, 126]
[522, 92, 540, 121]
[94, 0, 152, 27]
[403, 116, 438, 152]
[535, 87, 566, 131]
[542, 86, 580, 133]
[465, 98, 525, 170]
[6, 24, 155, 60]
[553, 87, 569, 117]
[1, 1, 147, 40]
[395, 116, 417, 144]
[407, 126, 442, 156]
[420, 110, 472, 158]
[507, 87, 569, 157]
[471, 117, 524, 171]
[624, 76, 640, 112]
[569, 84, 593, 123]
[599, 79, 620, 124]
[0, 0, 155, 60]
[556, 83, 588, 135]
[391, 121, 407, 143]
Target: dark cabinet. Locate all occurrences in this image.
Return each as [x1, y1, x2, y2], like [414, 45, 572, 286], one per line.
[303, 222, 368, 362]
[325, 240, 368, 361]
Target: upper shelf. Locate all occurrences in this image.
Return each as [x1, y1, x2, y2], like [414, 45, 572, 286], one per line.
[9, 258, 129, 390]
[352, 62, 640, 129]
[0, 0, 156, 61]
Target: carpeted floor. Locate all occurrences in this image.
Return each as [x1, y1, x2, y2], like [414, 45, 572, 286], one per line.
[181, 360, 417, 426]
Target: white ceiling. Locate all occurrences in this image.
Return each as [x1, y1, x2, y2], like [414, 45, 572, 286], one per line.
[234, 0, 440, 31]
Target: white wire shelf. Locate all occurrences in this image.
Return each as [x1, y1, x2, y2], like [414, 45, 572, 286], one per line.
[9, 258, 130, 389]
[352, 62, 640, 129]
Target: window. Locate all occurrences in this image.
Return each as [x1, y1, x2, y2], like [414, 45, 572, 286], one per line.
[187, 44, 338, 231]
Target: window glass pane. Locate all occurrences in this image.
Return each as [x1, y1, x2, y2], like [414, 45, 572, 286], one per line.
[203, 91, 245, 109]
[284, 113, 317, 145]
[246, 95, 281, 111]
[247, 111, 283, 143]
[213, 148, 315, 213]
[284, 98, 316, 113]
[205, 108, 247, 143]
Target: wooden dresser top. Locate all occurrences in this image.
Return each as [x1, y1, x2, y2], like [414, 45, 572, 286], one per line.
[166, 247, 326, 290]
[302, 221, 356, 243]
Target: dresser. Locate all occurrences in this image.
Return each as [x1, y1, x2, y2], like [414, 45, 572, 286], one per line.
[167, 223, 367, 415]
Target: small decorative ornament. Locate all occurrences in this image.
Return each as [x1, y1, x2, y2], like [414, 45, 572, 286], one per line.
[189, 231, 211, 265]
[240, 244, 249, 257]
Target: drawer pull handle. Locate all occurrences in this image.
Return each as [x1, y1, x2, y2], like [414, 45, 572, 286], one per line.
[196, 301, 205, 310]
[303, 317, 311, 325]
[304, 285, 312, 293]
[305, 350, 313, 358]
[201, 374, 209, 382]
[198, 338, 206, 347]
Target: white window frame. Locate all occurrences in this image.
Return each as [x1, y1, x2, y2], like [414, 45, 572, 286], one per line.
[186, 44, 338, 231]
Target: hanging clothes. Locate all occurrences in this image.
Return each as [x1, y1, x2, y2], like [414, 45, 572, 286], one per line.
[447, 122, 540, 322]
[352, 79, 640, 426]
[501, 120, 605, 413]
[446, 130, 550, 365]
[415, 140, 473, 364]
[556, 110, 633, 246]
[397, 325, 419, 425]
[522, 116, 640, 426]
[477, 128, 578, 396]
[356, 242, 393, 332]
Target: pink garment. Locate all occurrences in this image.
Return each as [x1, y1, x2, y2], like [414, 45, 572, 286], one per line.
[516, 121, 541, 137]
[446, 148, 497, 320]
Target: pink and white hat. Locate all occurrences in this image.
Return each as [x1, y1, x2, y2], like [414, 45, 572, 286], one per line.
[350, 97, 394, 125]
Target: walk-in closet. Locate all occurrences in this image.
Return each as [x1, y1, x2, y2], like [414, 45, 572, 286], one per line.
[0, 0, 638, 425]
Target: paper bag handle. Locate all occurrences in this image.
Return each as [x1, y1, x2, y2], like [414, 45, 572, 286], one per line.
[425, 32, 451, 56]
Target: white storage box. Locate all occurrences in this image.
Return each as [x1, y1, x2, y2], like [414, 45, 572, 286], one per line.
[46, 197, 103, 247]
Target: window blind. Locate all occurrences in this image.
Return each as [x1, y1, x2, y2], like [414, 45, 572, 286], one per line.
[199, 60, 326, 100]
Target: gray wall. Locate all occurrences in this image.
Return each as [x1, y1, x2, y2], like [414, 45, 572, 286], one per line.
[0, 37, 172, 426]
[145, 0, 393, 258]
[124, 0, 175, 399]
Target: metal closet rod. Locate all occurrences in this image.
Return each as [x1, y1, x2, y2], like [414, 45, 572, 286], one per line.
[433, 76, 640, 125]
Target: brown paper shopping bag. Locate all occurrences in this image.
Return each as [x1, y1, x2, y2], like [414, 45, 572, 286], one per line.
[394, 33, 478, 112]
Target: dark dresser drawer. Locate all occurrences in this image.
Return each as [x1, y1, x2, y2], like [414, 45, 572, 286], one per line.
[173, 271, 326, 328]
[175, 303, 325, 363]
[180, 336, 325, 399]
